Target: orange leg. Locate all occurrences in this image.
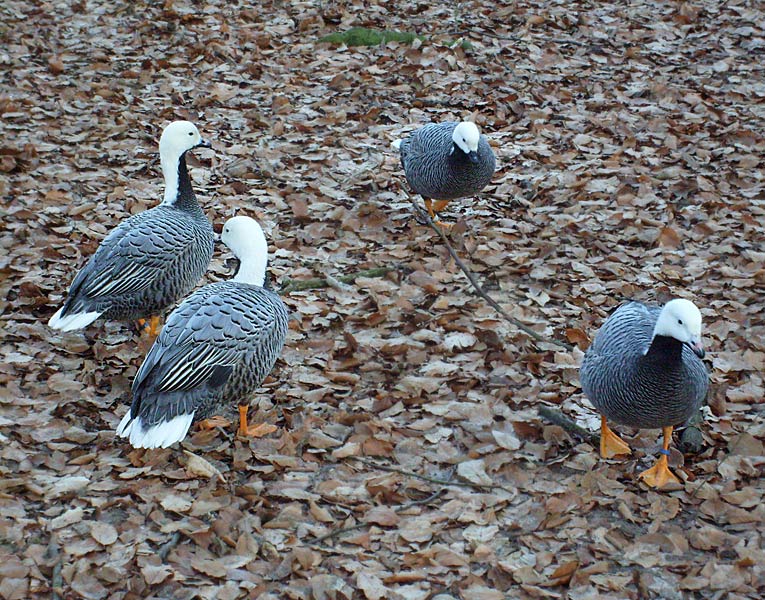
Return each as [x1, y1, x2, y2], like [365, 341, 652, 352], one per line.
[423, 198, 453, 229]
[237, 405, 277, 438]
[639, 426, 681, 488]
[600, 415, 632, 458]
[136, 315, 162, 337]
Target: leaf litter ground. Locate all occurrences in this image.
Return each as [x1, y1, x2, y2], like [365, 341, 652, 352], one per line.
[0, 1, 764, 599]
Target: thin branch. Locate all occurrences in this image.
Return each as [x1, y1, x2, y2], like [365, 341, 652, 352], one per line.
[309, 487, 446, 547]
[398, 487, 448, 511]
[412, 200, 572, 350]
[349, 456, 516, 495]
[279, 266, 397, 294]
[310, 522, 368, 546]
[538, 405, 599, 445]
[537, 404, 707, 454]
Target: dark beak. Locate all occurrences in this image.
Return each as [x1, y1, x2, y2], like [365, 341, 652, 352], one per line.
[687, 339, 705, 359]
[197, 138, 212, 149]
[467, 150, 479, 164]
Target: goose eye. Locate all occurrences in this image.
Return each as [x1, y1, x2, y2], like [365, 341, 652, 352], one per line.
[677, 319, 683, 325]
[188, 131, 194, 136]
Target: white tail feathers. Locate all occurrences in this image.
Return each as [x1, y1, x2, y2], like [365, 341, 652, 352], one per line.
[391, 139, 402, 150]
[48, 307, 103, 331]
[116, 411, 195, 449]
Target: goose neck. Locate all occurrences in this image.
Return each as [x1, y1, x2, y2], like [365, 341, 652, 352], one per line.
[162, 152, 201, 212]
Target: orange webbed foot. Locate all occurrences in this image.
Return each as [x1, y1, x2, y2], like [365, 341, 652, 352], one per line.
[237, 405, 277, 438]
[423, 199, 454, 229]
[600, 416, 632, 458]
[431, 200, 451, 213]
[638, 426, 681, 489]
[638, 455, 682, 488]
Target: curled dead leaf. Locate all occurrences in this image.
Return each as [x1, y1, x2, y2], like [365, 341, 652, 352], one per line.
[183, 450, 226, 482]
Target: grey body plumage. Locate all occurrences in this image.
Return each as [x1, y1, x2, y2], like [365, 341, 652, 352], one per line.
[116, 215, 288, 449]
[49, 121, 214, 331]
[128, 281, 288, 428]
[398, 121, 496, 200]
[580, 302, 709, 430]
[57, 196, 213, 322]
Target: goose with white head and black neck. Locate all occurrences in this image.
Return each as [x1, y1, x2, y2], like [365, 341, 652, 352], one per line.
[392, 120, 496, 228]
[48, 121, 214, 336]
[579, 299, 710, 488]
[117, 215, 289, 449]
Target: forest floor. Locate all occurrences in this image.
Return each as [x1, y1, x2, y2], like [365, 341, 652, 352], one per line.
[1, 0, 764, 599]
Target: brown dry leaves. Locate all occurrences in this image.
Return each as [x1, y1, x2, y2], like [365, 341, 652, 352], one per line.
[1, 0, 764, 599]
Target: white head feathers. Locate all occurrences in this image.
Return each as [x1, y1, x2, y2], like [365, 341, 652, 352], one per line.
[652, 299, 705, 357]
[159, 121, 210, 204]
[221, 215, 269, 286]
[452, 121, 481, 154]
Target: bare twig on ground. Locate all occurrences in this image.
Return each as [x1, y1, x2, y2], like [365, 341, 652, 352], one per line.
[309, 488, 446, 547]
[537, 404, 707, 457]
[398, 487, 448, 511]
[538, 403, 712, 496]
[279, 266, 397, 294]
[411, 200, 572, 350]
[538, 405, 599, 445]
[309, 521, 370, 546]
[310, 452, 521, 547]
[349, 456, 516, 494]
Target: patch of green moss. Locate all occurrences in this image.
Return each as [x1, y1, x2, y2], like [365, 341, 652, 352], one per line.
[319, 27, 424, 47]
[450, 38, 474, 50]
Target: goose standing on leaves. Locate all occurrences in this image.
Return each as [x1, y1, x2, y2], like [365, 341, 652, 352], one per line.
[392, 120, 496, 228]
[579, 299, 709, 488]
[48, 121, 215, 336]
[117, 216, 289, 449]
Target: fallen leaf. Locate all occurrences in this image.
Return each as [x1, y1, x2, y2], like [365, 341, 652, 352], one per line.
[184, 450, 226, 482]
[160, 495, 192, 513]
[90, 522, 118, 546]
[457, 459, 493, 486]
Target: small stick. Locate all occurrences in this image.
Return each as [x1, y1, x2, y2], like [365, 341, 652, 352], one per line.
[538, 405, 599, 445]
[309, 522, 369, 546]
[309, 488, 446, 547]
[412, 200, 572, 351]
[279, 266, 396, 294]
[350, 456, 516, 494]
